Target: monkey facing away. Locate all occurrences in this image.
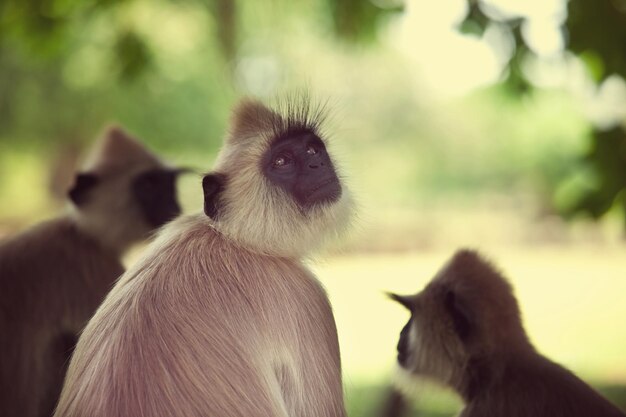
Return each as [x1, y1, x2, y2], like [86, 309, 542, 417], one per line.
[387, 249, 625, 417]
[55, 98, 354, 417]
[0, 127, 184, 417]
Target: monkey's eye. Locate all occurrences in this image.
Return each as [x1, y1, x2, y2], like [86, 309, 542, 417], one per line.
[306, 145, 318, 155]
[273, 155, 293, 168]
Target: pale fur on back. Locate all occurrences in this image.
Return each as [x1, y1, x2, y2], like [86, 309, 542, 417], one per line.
[55, 214, 346, 417]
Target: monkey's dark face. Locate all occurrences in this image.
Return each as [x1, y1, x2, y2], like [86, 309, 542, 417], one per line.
[132, 168, 183, 228]
[262, 131, 341, 209]
[391, 295, 421, 370]
[390, 288, 470, 381]
[397, 317, 413, 367]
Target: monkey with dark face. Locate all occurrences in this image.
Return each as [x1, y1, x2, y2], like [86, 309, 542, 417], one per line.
[54, 98, 354, 417]
[388, 250, 625, 417]
[0, 127, 184, 417]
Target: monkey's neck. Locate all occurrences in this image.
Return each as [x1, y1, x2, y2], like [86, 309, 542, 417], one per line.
[209, 220, 304, 260]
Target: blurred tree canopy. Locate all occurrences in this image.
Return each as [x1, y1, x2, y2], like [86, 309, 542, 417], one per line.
[458, 0, 626, 229]
[1, 0, 626, 230]
[0, 0, 401, 150]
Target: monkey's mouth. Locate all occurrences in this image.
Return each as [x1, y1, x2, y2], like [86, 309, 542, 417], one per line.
[306, 177, 341, 206]
[397, 321, 411, 368]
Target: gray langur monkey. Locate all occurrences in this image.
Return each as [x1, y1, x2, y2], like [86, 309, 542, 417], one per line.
[387, 249, 625, 417]
[54, 98, 355, 417]
[0, 127, 184, 417]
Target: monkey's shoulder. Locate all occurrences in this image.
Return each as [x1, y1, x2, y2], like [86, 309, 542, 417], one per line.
[135, 213, 316, 282]
[0, 217, 124, 319]
[0, 217, 122, 280]
[113, 214, 332, 317]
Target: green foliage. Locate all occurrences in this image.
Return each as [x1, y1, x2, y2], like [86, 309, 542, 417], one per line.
[0, 0, 237, 154]
[565, 127, 626, 226]
[458, 6, 531, 95]
[0, 0, 128, 57]
[113, 30, 152, 81]
[567, 0, 626, 82]
[2, 0, 626, 232]
[457, 0, 626, 231]
[324, 0, 404, 43]
[0, 0, 401, 151]
[503, 22, 532, 96]
[204, 0, 237, 62]
[457, 2, 489, 37]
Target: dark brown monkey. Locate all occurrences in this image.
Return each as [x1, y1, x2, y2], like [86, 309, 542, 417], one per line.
[388, 249, 625, 417]
[0, 127, 184, 417]
[54, 98, 354, 417]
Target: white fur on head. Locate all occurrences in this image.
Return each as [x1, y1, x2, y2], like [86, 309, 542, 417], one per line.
[69, 126, 170, 254]
[211, 98, 354, 258]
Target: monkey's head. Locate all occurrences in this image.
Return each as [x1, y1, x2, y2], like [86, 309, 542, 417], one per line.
[202, 98, 353, 258]
[388, 250, 531, 390]
[68, 126, 184, 253]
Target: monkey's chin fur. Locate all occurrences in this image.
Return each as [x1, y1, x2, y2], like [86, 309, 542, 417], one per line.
[215, 185, 355, 259]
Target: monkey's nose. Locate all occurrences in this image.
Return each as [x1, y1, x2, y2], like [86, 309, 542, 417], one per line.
[308, 160, 326, 169]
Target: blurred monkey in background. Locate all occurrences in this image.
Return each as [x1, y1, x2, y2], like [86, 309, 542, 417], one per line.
[55, 97, 354, 417]
[0, 127, 185, 417]
[387, 249, 625, 417]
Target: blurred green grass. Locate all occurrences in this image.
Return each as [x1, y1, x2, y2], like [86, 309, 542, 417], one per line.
[343, 382, 626, 417]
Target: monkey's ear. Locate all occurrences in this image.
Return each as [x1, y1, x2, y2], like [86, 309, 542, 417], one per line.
[203, 173, 226, 219]
[444, 289, 472, 342]
[387, 292, 414, 311]
[68, 173, 99, 206]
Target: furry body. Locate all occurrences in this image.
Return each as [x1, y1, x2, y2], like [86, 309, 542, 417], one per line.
[0, 127, 181, 417]
[390, 250, 625, 417]
[54, 214, 345, 417]
[458, 351, 625, 417]
[0, 218, 124, 417]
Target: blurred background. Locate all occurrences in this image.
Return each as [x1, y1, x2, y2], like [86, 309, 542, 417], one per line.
[1, 0, 625, 415]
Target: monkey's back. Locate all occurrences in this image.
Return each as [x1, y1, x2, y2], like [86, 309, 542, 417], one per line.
[0, 216, 124, 417]
[462, 354, 625, 417]
[55, 213, 346, 417]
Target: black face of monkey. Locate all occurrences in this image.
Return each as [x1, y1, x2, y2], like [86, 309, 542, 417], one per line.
[262, 131, 341, 209]
[389, 293, 416, 369]
[389, 288, 473, 371]
[397, 318, 412, 367]
[132, 169, 183, 227]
